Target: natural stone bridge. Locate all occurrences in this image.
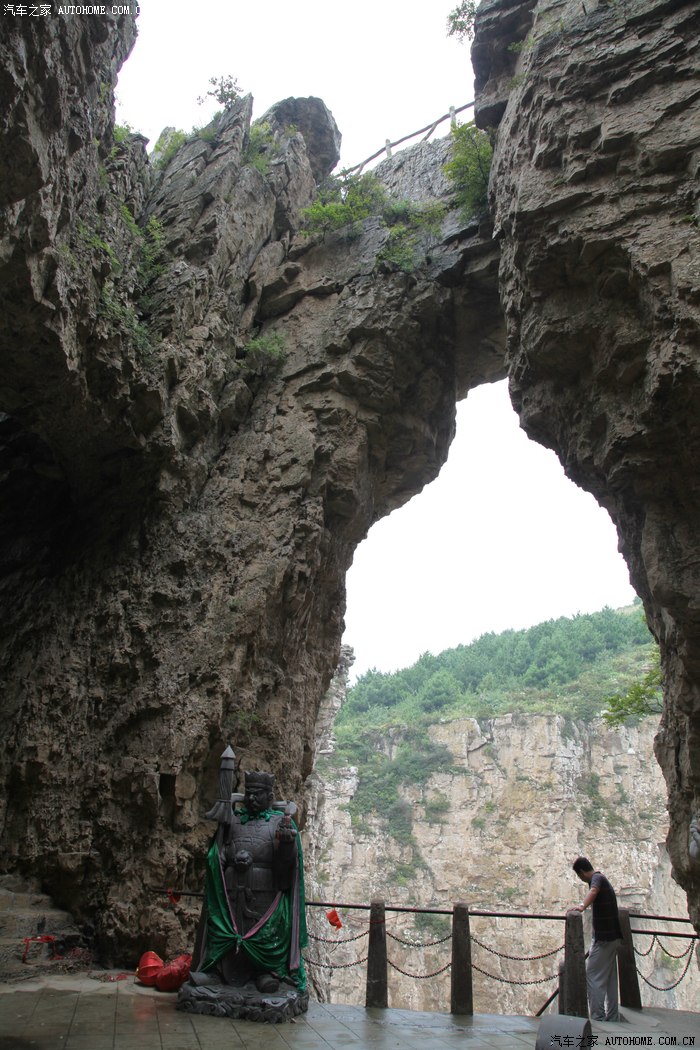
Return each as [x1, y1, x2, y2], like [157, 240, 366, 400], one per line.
[0, 0, 698, 963]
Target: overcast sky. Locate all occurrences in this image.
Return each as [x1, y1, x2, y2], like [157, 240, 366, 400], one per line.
[116, 3, 637, 682]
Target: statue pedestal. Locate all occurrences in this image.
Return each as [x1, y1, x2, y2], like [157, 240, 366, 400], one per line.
[176, 974, 309, 1023]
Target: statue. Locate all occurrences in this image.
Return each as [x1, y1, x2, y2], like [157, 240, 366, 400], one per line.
[177, 746, 309, 1022]
[690, 814, 700, 868]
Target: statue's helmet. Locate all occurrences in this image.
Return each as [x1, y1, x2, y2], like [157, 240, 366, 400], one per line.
[244, 771, 275, 791]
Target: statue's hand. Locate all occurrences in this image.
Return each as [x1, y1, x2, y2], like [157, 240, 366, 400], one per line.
[690, 816, 700, 864]
[277, 814, 297, 843]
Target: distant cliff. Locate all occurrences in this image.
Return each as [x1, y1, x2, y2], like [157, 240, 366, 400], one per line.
[304, 656, 699, 1012]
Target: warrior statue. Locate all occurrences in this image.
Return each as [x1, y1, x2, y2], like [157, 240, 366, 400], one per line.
[177, 747, 308, 1022]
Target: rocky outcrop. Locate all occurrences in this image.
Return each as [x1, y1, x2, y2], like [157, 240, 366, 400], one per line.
[0, 17, 501, 963]
[0, 0, 698, 965]
[472, 0, 700, 932]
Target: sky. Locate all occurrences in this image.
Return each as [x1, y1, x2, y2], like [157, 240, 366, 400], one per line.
[115, 3, 637, 682]
[115, 1, 474, 170]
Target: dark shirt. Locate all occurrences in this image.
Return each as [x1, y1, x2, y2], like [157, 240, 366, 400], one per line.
[591, 871, 622, 941]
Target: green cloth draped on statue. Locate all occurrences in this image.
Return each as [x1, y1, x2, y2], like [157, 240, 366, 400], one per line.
[200, 812, 307, 993]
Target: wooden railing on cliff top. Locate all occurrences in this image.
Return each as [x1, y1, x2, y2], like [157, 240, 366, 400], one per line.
[344, 100, 474, 175]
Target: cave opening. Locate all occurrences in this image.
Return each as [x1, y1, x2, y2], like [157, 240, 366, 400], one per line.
[343, 378, 637, 682]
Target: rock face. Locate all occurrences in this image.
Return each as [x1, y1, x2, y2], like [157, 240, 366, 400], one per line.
[0, 16, 501, 963]
[304, 689, 700, 1013]
[0, 0, 698, 965]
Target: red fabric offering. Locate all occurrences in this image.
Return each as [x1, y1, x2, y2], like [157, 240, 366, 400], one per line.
[135, 950, 164, 986]
[326, 908, 343, 929]
[154, 953, 192, 992]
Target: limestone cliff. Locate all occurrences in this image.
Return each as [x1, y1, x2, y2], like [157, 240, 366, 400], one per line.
[304, 664, 700, 1013]
[0, 0, 698, 965]
[0, 15, 501, 962]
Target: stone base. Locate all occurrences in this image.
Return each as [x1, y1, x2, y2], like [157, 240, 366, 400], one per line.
[176, 976, 309, 1023]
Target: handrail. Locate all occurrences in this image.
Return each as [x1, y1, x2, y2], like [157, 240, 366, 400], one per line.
[307, 899, 567, 920]
[628, 912, 694, 923]
[152, 889, 697, 1014]
[631, 928, 699, 939]
[344, 100, 475, 176]
[155, 889, 696, 931]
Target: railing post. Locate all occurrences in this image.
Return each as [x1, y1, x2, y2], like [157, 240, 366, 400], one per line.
[449, 105, 457, 127]
[557, 959, 567, 1014]
[562, 910, 588, 1017]
[617, 908, 642, 1009]
[366, 898, 388, 1008]
[450, 901, 473, 1015]
[385, 138, 392, 159]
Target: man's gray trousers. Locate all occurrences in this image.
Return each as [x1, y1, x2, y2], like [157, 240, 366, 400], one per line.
[586, 938, 622, 1022]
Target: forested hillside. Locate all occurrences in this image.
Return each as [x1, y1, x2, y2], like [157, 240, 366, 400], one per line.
[325, 603, 656, 838]
[340, 602, 655, 731]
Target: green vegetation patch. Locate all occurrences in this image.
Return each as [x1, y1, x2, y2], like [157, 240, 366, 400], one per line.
[331, 723, 456, 844]
[152, 129, 188, 170]
[300, 173, 446, 272]
[300, 172, 388, 238]
[242, 332, 287, 374]
[340, 604, 657, 731]
[244, 120, 279, 175]
[443, 121, 493, 221]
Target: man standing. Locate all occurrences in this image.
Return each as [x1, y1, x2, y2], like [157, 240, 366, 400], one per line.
[571, 856, 624, 1022]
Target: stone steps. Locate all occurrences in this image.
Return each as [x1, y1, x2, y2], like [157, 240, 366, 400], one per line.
[0, 876, 86, 980]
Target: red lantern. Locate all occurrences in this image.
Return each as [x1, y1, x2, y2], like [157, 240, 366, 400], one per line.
[155, 953, 192, 992]
[136, 950, 164, 986]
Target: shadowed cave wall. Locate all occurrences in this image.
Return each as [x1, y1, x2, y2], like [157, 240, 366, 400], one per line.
[0, 0, 698, 963]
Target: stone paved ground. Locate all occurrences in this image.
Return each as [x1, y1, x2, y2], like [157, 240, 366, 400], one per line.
[0, 974, 698, 1050]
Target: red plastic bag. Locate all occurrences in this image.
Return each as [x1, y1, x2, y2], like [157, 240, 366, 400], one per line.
[136, 950, 164, 986]
[155, 953, 192, 992]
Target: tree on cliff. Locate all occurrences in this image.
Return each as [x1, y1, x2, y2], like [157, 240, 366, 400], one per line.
[446, 1, 478, 42]
[602, 647, 663, 727]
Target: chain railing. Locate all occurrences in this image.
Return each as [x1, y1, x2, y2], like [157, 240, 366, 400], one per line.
[151, 889, 697, 1017]
[302, 898, 567, 1014]
[299, 898, 698, 1017]
[630, 920, 699, 994]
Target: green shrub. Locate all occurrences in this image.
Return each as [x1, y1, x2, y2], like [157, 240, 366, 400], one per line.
[377, 224, 418, 272]
[77, 220, 120, 272]
[242, 332, 287, 374]
[118, 202, 140, 237]
[113, 122, 134, 144]
[300, 173, 387, 237]
[99, 287, 152, 356]
[198, 74, 241, 108]
[244, 121, 278, 175]
[153, 129, 188, 170]
[137, 216, 165, 292]
[414, 911, 450, 938]
[386, 799, 414, 844]
[444, 121, 493, 220]
[424, 791, 451, 823]
[602, 647, 662, 726]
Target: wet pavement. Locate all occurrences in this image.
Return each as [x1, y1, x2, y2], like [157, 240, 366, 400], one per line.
[0, 973, 698, 1049]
